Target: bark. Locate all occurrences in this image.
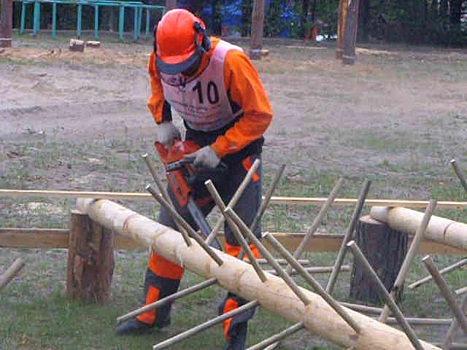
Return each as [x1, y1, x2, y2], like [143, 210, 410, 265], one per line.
[250, 0, 265, 53]
[350, 216, 408, 305]
[0, 0, 13, 48]
[66, 211, 114, 303]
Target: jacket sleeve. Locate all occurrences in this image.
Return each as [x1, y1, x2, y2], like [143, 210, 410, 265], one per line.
[147, 51, 172, 124]
[210, 49, 273, 158]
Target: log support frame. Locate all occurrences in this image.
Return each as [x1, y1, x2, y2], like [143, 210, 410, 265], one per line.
[74, 198, 442, 350]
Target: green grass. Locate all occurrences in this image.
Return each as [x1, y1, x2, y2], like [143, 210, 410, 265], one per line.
[2, 139, 464, 349]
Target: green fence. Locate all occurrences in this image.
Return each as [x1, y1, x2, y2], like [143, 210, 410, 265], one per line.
[15, 0, 165, 40]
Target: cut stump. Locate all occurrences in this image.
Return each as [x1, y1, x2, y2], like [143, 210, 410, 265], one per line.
[66, 210, 114, 303]
[69, 39, 85, 52]
[350, 215, 408, 305]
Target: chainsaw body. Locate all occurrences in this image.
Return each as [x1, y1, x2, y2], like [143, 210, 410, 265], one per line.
[155, 139, 227, 251]
[155, 139, 200, 208]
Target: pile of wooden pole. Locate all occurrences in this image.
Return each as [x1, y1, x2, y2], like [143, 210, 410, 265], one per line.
[75, 196, 444, 350]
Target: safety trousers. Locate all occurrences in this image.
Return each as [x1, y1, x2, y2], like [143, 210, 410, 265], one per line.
[138, 154, 263, 349]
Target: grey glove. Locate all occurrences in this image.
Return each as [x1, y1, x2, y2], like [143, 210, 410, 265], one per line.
[157, 121, 181, 146]
[187, 146, 221, 169]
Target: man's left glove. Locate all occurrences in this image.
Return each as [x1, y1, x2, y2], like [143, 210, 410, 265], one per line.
[186, 146, 220, 169]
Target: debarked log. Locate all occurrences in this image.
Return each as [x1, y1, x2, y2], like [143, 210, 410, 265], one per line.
[370, 206, 467, 251]
[75, 198, 441, 350]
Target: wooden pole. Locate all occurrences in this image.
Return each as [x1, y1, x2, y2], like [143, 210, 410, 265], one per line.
[249, 0, 265, 59]
[145, 185, 193, 247]
[153, 300, 259, 349]
[1, 228, 464, 254]
[0, 0, 13, 48]
[265, 265, 350, 276]
[263, 231, 362, 333]
[247, 322, 305, 350]
[422, 256, 467, 333]
[442, 295, 467, 350]
[146, 185, 223, 265]
[379, 200, 437, 322]
[117, 277, 218, 324]
[1, 189, 466, 209]
[75, 197, 441, 350]
[0, 258, 25, 289]
[347, 241, 425, 350]
[66, 211, 114, 303]
[450, 159, 467, 193]
[342, 0, 361, 65]
[336, 0, 348, 59]
[370, 206, 467, 251]
[409, 259, 467, 290]
[286, 177, 344, 274]
[250, 164, 286, 234]
[327, 179, 371, 294]
[205, 158, 260, 246]
[205, 179, 268, 282]
[455, 286, 467, 296]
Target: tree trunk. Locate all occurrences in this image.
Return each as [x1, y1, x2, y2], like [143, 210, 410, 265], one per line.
[357, 0, 369, 42]
[449, 0, 462, 25]
[350, 215, 408, 305]
[0, 0, 13, 48]
[336, 0, 347, 59]
[240, 0, 252, 37]
[342, 0, 361, 65]
[66, 211, 115, 303]
[249, 0, 265, 58]
[165, 0, 177, 11]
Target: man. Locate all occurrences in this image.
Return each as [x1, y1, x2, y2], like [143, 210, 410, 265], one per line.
[116, 9, 273, 350]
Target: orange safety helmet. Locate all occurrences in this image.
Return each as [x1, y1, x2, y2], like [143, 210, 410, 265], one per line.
[155, 9, 211, 75]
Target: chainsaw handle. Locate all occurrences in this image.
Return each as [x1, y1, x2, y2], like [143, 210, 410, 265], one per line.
[165, 157, 194, 172]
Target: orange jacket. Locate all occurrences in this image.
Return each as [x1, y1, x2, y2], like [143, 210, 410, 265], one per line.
[147, 37, 273, 158]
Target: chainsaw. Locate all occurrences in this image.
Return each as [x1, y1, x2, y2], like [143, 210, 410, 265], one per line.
[155, 139, 225, 251]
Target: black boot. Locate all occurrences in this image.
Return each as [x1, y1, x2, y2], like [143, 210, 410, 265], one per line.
[116, 319, 154, 336]
[224, 321, 248, 350]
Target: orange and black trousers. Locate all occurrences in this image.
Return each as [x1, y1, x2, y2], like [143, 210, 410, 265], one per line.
[138, 153, 262, 349]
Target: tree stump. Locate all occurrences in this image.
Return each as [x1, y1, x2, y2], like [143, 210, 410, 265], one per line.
[350, 215, 408, 305]
[66, 211, 115, 303]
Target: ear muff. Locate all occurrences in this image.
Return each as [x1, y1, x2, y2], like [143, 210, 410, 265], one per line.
[193, 21, 211, 52]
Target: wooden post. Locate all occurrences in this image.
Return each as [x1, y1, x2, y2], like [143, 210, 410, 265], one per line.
[66, 210, 115, 303]
[249, 0, 265, 60]
[336, 0, 348, 59]
[0, 0, 13, 48]
[165, 0, 176, 11]
[350, 215, 408, 305]
[342, 0, 361, 65]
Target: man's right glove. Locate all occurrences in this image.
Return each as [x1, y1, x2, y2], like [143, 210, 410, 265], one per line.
[185, 146, 221, 169]
[157, 121, 181, 146]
